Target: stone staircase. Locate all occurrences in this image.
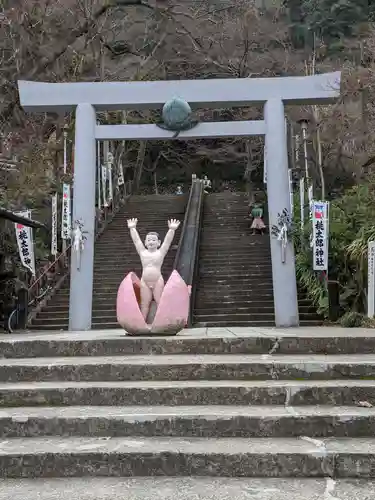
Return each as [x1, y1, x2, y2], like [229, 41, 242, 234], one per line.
[30, 195, 187, 330]
[193, 192, 321, 327]
[0, 327, 374, 498]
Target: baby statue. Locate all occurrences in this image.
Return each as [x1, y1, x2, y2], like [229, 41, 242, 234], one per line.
[127, 218, 181, 320]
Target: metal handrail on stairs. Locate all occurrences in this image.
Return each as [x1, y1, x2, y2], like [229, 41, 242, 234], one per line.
[173, 178, 205, 327]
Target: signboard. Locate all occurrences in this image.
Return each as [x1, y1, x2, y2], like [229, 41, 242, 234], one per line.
[368, 241, 375, 318]
[61, 183, 71, 240]
[51, 193, 58, 255]
[15, 210, 36, 276]
[312, 200, 329, 271]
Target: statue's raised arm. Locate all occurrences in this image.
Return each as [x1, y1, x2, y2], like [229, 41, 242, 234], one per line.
[127, 218, 145, 255]
[159, 219, 180, 257]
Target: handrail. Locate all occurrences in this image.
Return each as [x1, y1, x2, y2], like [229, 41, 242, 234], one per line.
[173, 179, 198, 271]
[173, 178, 205, 327]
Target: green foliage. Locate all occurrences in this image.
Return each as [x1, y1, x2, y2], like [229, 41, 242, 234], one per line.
[339, 311, 365, 328]
[292, 178, 375, 319]
[284, 0, 369, 47]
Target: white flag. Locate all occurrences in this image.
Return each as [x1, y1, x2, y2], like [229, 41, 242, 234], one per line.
[118, 162, 125, 186]
[312, 200, 329, 271]
[101, 165, 108, 207]
[51, 193, 58, 256]
[299, 177, 305, 232]
[288, 169, 293, 218]
[61, 183, 71, 240]
[15, 210, 36, 276]
[108, 163, 113, 202]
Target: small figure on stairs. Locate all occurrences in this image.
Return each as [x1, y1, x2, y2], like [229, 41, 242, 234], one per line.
[127, 218, 181, 320]
[249, 202, 266, 235]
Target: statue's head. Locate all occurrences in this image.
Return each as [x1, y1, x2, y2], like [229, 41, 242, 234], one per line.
[145, 231, 160, 251]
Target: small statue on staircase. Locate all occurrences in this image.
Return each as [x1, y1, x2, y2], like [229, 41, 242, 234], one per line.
[127, 218, 181, 320]
[249, 203, 266, 235]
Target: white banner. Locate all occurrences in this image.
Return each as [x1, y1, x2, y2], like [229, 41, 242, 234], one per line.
[288, 169, 293, 218]
[97, 140, 102, 210]
[308, 184, 313, 217]
[51, 193, 58, 255]
[299, 177, 305, 231]
[101, 165, 108, 207]
[368, 241, 375, 318]
[61, 183, 71, 240]
[263, 143, 267, 184]
[15, 210, 36, 276]
[108, 163, 113, 202]
[118, 161, 125, 186]
[312, 200, 329, 271]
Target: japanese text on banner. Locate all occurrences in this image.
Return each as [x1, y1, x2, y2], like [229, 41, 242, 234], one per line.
[61, 183, 71, 240]
[15, 211, 36, 276]
[312, 201, 329, 271]
[51, 193, 58, 255]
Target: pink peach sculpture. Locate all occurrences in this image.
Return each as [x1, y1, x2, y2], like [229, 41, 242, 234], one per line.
[116, 270, 191, 335]
[116, 218, 191, 335]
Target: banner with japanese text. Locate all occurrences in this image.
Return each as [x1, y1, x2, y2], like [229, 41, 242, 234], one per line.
[61, 183, 71, 240]
[15, 210, 36, 276]
[117, 162, 125, 186]
[312, 200, 329, 271]
[51, 193, 58, 255]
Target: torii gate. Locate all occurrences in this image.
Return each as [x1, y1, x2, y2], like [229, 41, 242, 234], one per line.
[18, 72, 341, 331]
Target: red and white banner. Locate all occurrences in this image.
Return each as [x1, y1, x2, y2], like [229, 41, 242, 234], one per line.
[312, 200, 329, 271]
[15, 210, 36, 276]
[61, 183, 71, 240]
[51, 193, 58, 255]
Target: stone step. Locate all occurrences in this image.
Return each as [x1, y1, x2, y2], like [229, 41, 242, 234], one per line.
[199, 251, 270, 258]
[35, 305, 312, 318]
[194, 313, 319, 322]
[0, 379, 373, 406]
[0, 435, 373, 478]
[194, 320, 322, 328]
[0, 477, 370, 500]
[1, 405, 375, 439]
[197, 255, 271, 262]
[199, 265, 272, 272]
[196, 278, 274, 286]
[194, 313, 276, 323]
[198, 271, 273, 279]
[194, 305, 315, 314]
[2, 353, 372, 383]
[3, 328, 373, 358]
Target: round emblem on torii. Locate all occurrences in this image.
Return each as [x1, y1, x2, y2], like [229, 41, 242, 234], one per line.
[157, 97, 199, 137]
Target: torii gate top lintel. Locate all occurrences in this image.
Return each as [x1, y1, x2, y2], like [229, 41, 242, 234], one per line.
[18, 71, 341, 112]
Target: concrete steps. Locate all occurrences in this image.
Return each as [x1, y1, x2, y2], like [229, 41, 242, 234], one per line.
[194, 192, 320, 327]
[0, 477, 371, 500]
[0, 435, 375, 478]
[1, 405, 375, 438]
[1, 327, 375, 485]
[30, 195, 187, 330]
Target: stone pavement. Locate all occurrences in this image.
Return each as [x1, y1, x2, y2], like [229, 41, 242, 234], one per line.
[0, 326, 375, 498]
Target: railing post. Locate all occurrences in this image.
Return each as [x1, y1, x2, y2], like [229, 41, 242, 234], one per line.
[16, 288, 28, 330]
